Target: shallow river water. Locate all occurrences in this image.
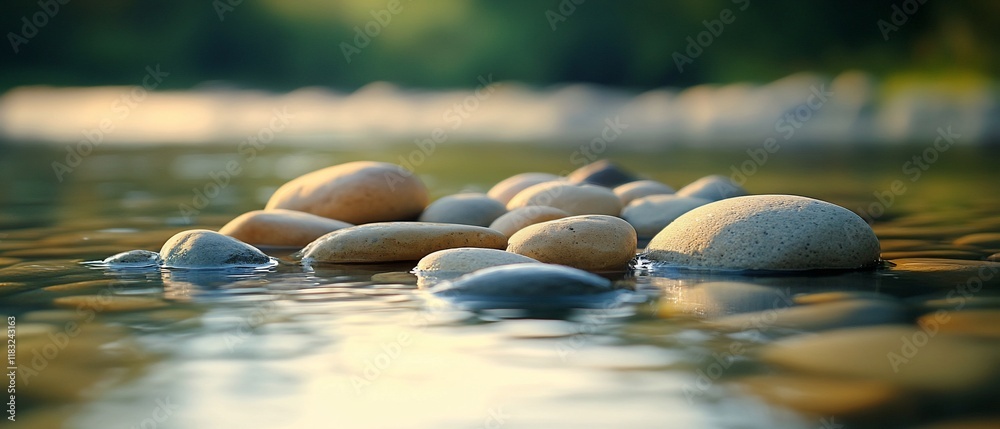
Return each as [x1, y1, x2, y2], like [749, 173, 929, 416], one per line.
[2, 143, 999, 429]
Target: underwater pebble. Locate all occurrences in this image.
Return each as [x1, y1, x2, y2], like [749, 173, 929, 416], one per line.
[265, 161, 428, 224]
[101, 249, 162, 268]
[645, 195, 881, 270]
[432, 263, 614, 296]
[711, 299, 907, 332]
[219, 209, 352, 247]
[507, 215, 636, 272]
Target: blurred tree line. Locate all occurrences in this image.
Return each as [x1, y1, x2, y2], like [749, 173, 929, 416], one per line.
[1, 0, 997, 91]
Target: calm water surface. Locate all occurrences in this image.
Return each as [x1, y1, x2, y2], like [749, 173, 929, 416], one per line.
[1, 143, 999, 429]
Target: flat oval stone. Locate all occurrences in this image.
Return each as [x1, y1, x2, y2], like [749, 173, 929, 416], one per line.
[300, 222, 507, 263]
[506, 182, 622, 216]
[646, 195, 880, 270]
[416, 248, 539, 273]
[565, 160, 638, 187]
[488, 206, 571, 238]
[676, 174, 747, 201]
[219, 209, 353, 247]
[621, 195, 709, 238]
[102, 249, 162, 268]
[710, 299, 907, 332]
[418, 193, 507, 227]
[507, 215, 637, 272]
[160, 229, 272, 269]
[432, 263, 613, 296]
[264, 161, 428, 224]
[613, 180, 675, 206]
[487, 172, 562, 205]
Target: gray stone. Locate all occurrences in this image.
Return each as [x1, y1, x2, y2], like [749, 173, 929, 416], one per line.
[418, 193, 507, 227]
[160, 230, 272, 269]
[621, 195, 709, 238]
[646, 195, 881, 270]
[102, 250, 162, 268]
[432, 263, 614, 296]
[566, 160, 638, 187]
[676, 174, 747, 201]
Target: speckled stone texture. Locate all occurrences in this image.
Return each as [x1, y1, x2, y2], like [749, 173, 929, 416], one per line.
[160, 229, 271, 268]
[645, 194, 880, 270]
[507, 215, 637, 272]
[300, 222, 507, 262]
[506, 182, 622, 216]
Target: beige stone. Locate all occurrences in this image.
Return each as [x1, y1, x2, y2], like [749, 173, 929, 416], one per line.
[219, 209, 353, 247]
[301, 222, 507, 262]
[488, 206, 571, 238]
[507, 215, 636, 271]
[506, 182, 622, 216]
[416, 247, 539, 273]
[487, 172, 562, 205]
[676, 174, 747, 201]
[613, 180, 675, 206]
[265, 161, 428, 224]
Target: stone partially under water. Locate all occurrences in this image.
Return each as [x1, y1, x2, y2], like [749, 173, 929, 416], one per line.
[159, 229, 273, 269]
[101, 249, 162, 268]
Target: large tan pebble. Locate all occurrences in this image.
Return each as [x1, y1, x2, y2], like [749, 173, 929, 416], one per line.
[264, 161, 428, 224]
[160, 229, 272, 268]
[676, 174, 747, 201]
[418, 193, 507, 227]
[487, 172, 562, 205]
[613, 180, 675, 205]
[219, 209, 353, 247]
[506, 182, 622, 216]
[301, 222, 507, 262]
[416, 248, 539, 273]
[621, 195, 709, 237]
[646, 195, 880, 270]
[488, 206, 571, 238]
[507, 215, 636, 271]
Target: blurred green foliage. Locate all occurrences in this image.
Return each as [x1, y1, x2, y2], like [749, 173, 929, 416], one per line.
[1, 0, 997, 91]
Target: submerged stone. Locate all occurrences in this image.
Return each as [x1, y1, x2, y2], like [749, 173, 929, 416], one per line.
[160, 229, 272, 269]
[102, 249, 162, 268]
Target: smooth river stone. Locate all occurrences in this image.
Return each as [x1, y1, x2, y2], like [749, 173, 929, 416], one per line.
[759, 325, 1000, 394]
[488, 206, 571, 238]
[621, 195, 710, 238]
[219, 209, 353, 247]
[565, 160, 639, 188]
[676, 174, 747, 201]
[431, 263, 614, 296]
[487, 172, 562, 205]
[264, 161, 428, 224]
[646, 195, 881, 270]
[300, 222, 507, 262]
[416, 247, 539, 273]
[613, 180, 675, 206]
[711, 299, 906, 332]
[102, 249, 162, 268]
[418, 193, 507, 227]
[733, 375, 914, 421]
[658, 282, 795, 318]
[160, 229, 272, 269]
[506, 182, 622, 216]
[507, 215, 637, 272]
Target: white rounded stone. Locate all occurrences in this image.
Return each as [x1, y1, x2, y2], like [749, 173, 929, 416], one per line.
[621, 195, 709, 237]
